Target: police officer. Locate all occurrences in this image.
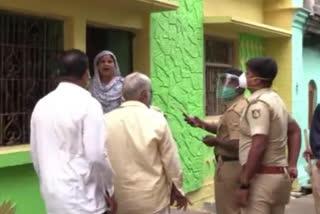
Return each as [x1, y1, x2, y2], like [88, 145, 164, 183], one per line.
[235, 57, 301, 214]
[184, 69, 247, 214]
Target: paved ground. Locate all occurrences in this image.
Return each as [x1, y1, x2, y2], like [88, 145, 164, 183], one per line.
[286, 195, 316, 214]
[172, 194, 317, 214]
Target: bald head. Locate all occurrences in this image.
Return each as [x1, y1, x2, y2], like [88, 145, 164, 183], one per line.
[122, 72, 152, 106]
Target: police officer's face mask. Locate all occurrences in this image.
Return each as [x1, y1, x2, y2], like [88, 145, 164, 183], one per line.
[238, 72, 271, 89]
[217, 73, 240, 101]
[219, 87, 238, 100]
[238, 73, 247, 88]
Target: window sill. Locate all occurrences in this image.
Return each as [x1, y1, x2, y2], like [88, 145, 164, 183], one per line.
[204, 16, 291, 38]
[135, 0, 179, 12]
[0, 145, 32, 168]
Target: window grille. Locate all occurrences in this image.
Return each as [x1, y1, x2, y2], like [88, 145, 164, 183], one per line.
[0, 11, 63, 146]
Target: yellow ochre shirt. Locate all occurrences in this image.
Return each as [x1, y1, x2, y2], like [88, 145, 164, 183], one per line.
[104, 101, 183, 214]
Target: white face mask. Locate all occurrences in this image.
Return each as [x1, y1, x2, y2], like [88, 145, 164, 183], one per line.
[238, 73, 247, 89]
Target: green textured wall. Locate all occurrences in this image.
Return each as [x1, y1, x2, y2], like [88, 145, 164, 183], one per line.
[239, 33, 264, 98]
[151, 0, 214, 192]
[0, 164, 46, 214]
[239, 33, 264, 71]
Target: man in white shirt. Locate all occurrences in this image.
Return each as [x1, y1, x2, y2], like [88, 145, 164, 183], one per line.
[30, 49, 114, 214]
[104, 72, 189, 214]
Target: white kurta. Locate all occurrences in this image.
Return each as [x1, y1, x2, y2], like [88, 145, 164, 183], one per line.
[30, 82, 113, 214]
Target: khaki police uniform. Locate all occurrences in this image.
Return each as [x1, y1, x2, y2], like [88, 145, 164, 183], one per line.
[239, 88, 292, 214]
[215, 95, 248, 214]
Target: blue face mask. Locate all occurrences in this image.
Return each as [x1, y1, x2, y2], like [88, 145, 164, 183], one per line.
[219, 87, 238, 100]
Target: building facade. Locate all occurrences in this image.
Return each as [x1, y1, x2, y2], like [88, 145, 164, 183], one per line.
[0, 0, 313, 213]
[151, 0, 298, 209]
[291, 0, 320, 187]
[0, 1, 178, 213]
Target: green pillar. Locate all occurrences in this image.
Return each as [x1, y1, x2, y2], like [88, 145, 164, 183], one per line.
[151, 0, 214, 192]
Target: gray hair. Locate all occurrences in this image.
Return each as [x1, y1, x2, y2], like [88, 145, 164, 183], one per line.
[122, 72, 151, 100]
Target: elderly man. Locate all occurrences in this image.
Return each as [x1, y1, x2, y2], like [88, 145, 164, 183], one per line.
[104, 72, 188, 214]
[30, 49, 114, 214]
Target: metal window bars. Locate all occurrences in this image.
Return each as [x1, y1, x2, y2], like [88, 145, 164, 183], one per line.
[0, 11, 62, 146]
[205, 37, 233, 116]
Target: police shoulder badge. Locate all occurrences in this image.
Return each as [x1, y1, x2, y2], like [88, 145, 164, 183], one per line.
[251, 109, 261, 119]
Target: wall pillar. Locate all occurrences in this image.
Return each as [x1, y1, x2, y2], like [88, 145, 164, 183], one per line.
[133, 13, 150, 75]
[151, 0, 214, 194]
[64, 16, 86, 51]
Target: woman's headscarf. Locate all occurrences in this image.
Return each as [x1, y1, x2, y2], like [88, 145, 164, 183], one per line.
[89, 50, 123, 113]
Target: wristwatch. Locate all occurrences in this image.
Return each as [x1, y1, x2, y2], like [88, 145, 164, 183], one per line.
[239, 183, 250, 189]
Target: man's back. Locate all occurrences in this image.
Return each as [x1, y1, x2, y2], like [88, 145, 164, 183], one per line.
[216, 95, 248, 158]
[105, 101, 182, 214]
[31, 82, 110, 214]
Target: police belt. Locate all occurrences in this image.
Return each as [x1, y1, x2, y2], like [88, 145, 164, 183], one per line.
[257, 166, 287, 174]
[216, 155, 239, 162]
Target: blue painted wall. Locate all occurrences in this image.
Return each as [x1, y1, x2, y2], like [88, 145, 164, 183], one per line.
[293, 0, 303, 7]
[294, 45, 320, 186]
[292, 6, 320, 186]
[292, 9, 310, 186]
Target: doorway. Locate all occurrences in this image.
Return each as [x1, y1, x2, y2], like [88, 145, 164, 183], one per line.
[86, 26, 134, 77]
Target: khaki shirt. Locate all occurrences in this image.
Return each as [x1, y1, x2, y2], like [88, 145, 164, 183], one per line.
[215, 95, 248, 158]
[104, 101, 183, 214]
[239, 88, 293, 166]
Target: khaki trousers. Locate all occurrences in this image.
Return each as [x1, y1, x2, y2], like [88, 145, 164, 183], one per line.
[312, 164, 320, 214]
[241, 173, 291, 214]
[214, 159, 241, 214]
